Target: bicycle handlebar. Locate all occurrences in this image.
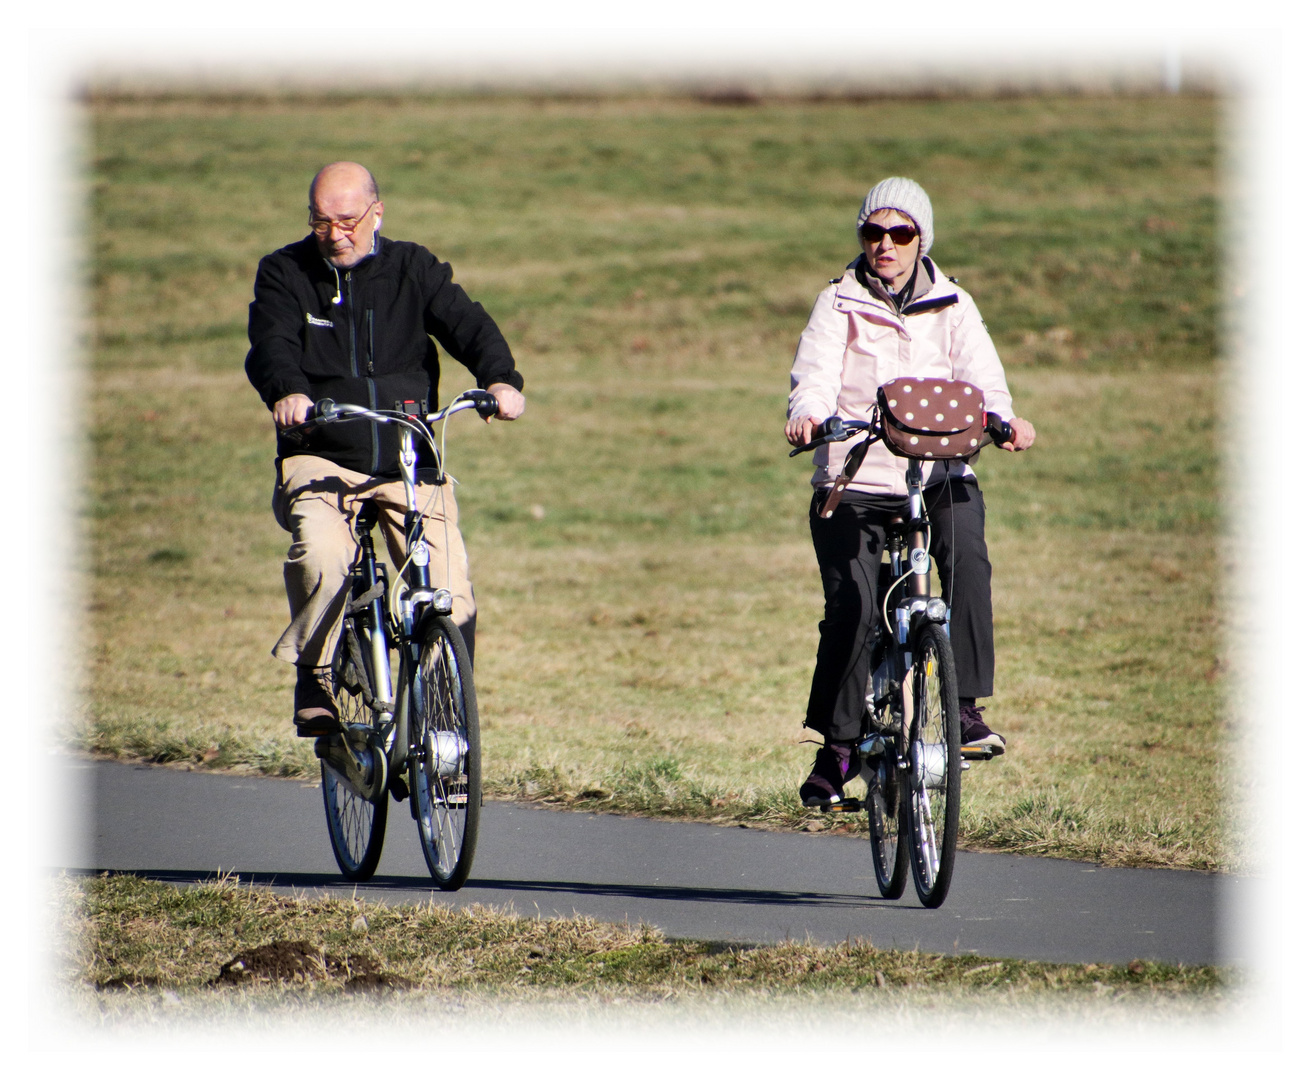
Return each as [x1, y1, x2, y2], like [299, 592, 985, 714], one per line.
[789, 411, 1015, 457]
[288, 388, 500, 435]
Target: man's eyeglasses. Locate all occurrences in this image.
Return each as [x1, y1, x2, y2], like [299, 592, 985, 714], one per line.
[859, 222, 918, 247]
[309, 201, 378, 239]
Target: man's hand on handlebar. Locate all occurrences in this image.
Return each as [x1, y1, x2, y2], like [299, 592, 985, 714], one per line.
[486, 382, 525, 423]
[273, 393, 315, 430]
[785, 414, 825, 448]
[1000, 416, 1036, 453]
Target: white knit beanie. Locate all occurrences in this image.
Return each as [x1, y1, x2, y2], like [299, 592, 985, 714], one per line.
[857, 177, 933, 257]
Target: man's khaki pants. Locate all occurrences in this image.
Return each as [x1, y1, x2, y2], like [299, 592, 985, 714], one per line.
[272, 454, 475, 669]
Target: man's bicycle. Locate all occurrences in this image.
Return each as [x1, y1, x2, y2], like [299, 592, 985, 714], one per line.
[287, 388, 499, 890]
[791, 379, 1012, 908]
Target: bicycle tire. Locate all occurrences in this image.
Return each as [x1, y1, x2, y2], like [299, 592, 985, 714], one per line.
[321, 620, 388, 881]
[410, 614, 481, 890]
[902, 621, 961, 908]
[866, 713, 908, 899]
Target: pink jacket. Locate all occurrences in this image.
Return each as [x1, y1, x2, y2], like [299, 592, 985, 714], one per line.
[788, 257, 1015, 496]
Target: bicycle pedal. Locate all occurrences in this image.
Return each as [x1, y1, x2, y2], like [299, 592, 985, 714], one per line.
[819, 797, 864, 813]
[960, 746, 995, 762]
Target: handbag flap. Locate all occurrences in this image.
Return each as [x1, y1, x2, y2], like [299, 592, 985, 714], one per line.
[878, 378, 984, 435]
[876, 378, 987, 461]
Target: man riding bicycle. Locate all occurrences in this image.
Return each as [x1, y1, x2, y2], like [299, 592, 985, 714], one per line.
[786, 177, 1036, 806]
[245, 161, 525, 738]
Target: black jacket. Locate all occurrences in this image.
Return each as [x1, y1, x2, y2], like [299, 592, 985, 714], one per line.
[245, 235, 523, 477]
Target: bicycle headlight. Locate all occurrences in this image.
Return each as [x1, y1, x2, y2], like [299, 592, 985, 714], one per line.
[926, 597, 948, 623]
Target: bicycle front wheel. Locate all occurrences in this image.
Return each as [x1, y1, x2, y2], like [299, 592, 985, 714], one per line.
[902, 622, 961, 908]
[411, 615, 481, 890]
[321, 624, 388, 881]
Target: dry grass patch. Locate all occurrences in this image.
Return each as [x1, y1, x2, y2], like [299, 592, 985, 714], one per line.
[59, 873, 1228, 1021]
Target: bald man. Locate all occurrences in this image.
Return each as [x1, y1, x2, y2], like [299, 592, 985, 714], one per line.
[246, 162, 525, 736]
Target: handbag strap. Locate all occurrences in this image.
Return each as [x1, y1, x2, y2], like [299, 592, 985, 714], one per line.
[819, 432, 877, 519]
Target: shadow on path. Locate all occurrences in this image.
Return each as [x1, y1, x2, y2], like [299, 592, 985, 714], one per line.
[68, 867, 906, 912]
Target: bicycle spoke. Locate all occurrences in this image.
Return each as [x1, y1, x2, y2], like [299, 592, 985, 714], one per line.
[319, 622, 388, 882]
[904, 623, 960, 908]
[916, 791, 939, 878]
[412, 616, 480, 889]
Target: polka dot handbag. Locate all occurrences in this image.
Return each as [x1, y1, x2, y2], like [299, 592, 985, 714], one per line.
[876, 378, 987, 460]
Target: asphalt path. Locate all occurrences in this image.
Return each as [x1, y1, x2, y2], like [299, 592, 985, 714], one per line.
[56, 757, 1243, 967]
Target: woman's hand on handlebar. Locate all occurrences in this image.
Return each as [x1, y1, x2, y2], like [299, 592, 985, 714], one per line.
[486, 382, 526, 423]
[1000, 416, 1036, 452]
[785, 414, 825, 448]
[273, 393, 315, 430]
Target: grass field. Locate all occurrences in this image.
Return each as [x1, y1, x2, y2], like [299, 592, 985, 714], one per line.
[77, 92, 1225, 870]
[60, 872, 1228, 1021]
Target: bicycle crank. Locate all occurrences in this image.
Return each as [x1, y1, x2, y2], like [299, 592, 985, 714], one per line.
[315, 729, 388, 801]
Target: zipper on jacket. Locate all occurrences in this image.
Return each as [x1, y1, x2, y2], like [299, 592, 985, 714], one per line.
[347, 272, 379, 473]
[346, 272, 359, 378]
[367, 377, 379, 475]
[365, 304, 378, 470]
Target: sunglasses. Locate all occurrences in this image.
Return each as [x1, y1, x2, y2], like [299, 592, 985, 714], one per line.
[859, 222, 918, 246]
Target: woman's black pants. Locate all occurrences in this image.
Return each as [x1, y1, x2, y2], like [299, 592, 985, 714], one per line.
[804, 478, 993, 743]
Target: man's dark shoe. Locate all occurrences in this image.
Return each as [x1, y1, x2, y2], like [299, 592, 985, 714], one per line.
[294, 666, 340, 738]
[960, 703, 1005, 755]
[799, 742, 861, 806]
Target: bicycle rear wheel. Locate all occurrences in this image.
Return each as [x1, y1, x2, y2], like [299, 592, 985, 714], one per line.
[902, 622, 961, 908]
[866, 726, 908, 899]
[320, 623, 388, 881]
[411, 615, 481, 890]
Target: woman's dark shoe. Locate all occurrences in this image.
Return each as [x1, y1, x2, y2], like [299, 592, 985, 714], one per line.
[959, 704, 1005, 755]
[799, 742, 861, 806]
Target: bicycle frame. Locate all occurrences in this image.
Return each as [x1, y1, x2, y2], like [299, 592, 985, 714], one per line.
[304, 391, 494, 803]
[860, 456, 949, 765]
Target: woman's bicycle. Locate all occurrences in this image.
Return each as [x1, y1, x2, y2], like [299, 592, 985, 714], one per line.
[287, 388, 499, 890]
[790, 379, 1012, 908]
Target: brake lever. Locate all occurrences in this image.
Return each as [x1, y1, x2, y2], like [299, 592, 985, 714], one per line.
[788, 417, 866, 456]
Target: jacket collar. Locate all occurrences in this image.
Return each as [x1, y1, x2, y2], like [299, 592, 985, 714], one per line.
[834, 255, 957, 319]
[297, 233, 386, 280]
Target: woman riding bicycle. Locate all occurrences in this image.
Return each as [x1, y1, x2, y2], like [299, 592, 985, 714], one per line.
[785, 177, 1036, 807]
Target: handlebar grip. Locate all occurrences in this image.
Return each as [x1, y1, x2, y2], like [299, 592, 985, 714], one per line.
[282, 398, 336, 441]
[780, 416, 864, 456]
[985, 413, 1013, 446]
[789, 416, 848, 457]
[816, 416, 846, 441]
[469, 390, 499, 419]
